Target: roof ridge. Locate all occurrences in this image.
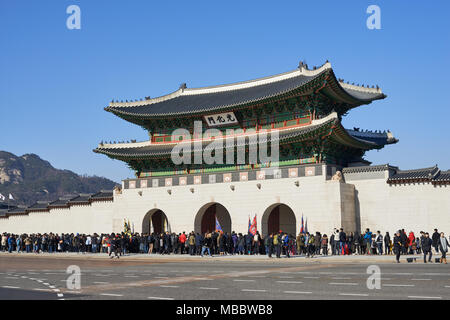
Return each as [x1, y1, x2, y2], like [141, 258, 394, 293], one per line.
[395, 165, 439, 173]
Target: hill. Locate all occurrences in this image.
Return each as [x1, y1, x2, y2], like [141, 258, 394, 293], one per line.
[0, 151, 119, 206]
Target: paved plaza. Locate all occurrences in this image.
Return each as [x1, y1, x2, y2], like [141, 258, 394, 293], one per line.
[0, 253, 449, 300]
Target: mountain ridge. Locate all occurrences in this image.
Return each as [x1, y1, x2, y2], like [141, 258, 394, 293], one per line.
[0, 151, 119, 206]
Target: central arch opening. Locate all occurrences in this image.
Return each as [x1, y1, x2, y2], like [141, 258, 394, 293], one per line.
[195, 202, 231, 234]
[142, 209, 170, 234]
[262, 203, 296, 236]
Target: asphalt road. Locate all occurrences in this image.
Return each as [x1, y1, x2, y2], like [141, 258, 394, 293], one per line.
[0, 253, 449, 300]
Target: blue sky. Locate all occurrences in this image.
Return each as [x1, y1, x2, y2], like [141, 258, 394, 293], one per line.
[1, 0, 449, 182]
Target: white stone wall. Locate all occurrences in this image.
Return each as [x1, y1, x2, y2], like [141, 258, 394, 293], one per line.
[0, 174, 349, 236]
[1, 167, 448, 237]
[0, 200, 114, 235]
[111, 173, 346, 237]
[345, 172, 450, 236]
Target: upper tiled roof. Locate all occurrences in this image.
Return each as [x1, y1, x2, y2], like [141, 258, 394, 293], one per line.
[105, 62, 385, 118]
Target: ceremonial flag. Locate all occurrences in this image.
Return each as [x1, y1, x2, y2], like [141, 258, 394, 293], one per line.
[300, 215, 304, 233]
[248, 215, 251, 233]
[249, 214, 257, 235]
[305, 218, 308, 233]
[215, 216, 223, 232]
[0, 193, 5, 201]
[8, 193, 14, 201]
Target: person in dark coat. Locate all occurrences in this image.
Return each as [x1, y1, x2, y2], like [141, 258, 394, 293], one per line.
[393, 231, 402, 263]
[384, 232, 391, 255]
[432, 229, 440, 254]
[330, 233, 335, 255]
[267, 234, 274, 258]
[421, 232, 433, 263]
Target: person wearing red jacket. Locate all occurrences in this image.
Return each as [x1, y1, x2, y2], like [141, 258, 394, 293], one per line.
[179, 232, 187, 254]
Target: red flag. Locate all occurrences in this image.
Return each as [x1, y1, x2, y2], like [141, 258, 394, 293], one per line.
[249, 214, 257, 235]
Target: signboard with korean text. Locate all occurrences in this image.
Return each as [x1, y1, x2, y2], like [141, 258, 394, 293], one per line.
[203, 112, 238, 127]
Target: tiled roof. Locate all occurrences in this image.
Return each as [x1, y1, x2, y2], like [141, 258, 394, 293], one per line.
[7, 206, 28, 216]
[90, 190, 114, 201]
[388, 166, 439, 182]
[387, 165, 450, 184]
[68, 194, 93, 205]
[105, 62, 385, 118]
[342, 164, 396, 174]
[3, 191, 115, 217]
[48, 196, 78, 208]
[94, 113, 393, 159]
[27, 201, 50, 212]
[346, 129, 398, 146]
[434, 170, 450, 183]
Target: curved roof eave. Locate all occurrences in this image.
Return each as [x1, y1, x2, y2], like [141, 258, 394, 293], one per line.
[104, 61, 385, 119]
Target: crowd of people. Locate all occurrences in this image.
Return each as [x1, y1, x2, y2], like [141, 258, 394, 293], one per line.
[1, 227, 449, 263]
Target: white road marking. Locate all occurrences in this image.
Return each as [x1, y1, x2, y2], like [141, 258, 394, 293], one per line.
[32, 288, 52, 292]
[329, 282, 358, 286]
[445, 286, 450, 288]
[4, 277, 19, 279]
[148, 296, 174, 300]
[233, 279, 255, 282]
[94, 282, 110, 285]
[411, 279, 432, 281]
[276, 281, 303, 284]
[100, 293, 124, 297]
[304, 276, 320, 279]
[154, 276, 169, 279]
[124, 275, 139, 278]
[198, 287, 219, 290]
[339, 293, 368, 297]
[277, 276, 294, 279]
[248, 275, 266, 278]
[332, 277, 352, 280]
[2, 286, 20, 289]
[284, 291, 312, 294]
[408, 296, 441, 299]
[241, 289, 267, 292]
[159, 285, 180, 288]
[383, 284, 415, 287]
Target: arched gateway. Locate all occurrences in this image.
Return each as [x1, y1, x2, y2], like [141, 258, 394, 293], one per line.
[195, 203, 231, 234]
[262, 203, 296, 236]
[142, 209, 170, 234]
